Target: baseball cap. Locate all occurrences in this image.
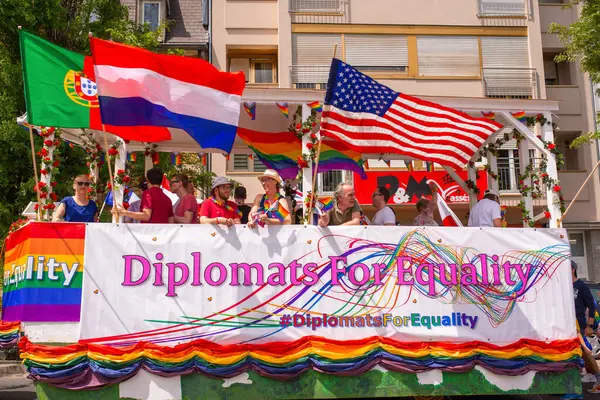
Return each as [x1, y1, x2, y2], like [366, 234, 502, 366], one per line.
[211, 176, 232, 191]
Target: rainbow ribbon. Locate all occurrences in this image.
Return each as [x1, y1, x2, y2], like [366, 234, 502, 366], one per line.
[481, 111, 496, 120]
[244, 102, 256, 120]
[510, 111, 527, 123]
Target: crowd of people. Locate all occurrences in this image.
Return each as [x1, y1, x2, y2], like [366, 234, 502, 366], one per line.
[52, 168, 504, 228]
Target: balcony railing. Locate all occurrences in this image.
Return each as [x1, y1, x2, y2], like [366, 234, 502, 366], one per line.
[482, 68, 539, 99]
[477, 0, 530, 17]
[497, 156, 544, 193]
[290, 65, 329, 89]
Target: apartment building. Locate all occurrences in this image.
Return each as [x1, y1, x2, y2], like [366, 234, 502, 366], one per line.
[120, 0, 210, 58]
[119, 0, 599, 279]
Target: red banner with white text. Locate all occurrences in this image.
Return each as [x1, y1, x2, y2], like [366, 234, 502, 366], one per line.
[354, 170, 488, 205]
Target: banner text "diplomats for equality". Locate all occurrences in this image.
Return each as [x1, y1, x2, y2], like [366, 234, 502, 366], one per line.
[121, 252, 536, 297]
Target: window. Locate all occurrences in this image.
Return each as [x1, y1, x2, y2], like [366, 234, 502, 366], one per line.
[417, 36, 480, 77]
[232, 154, 248, 171]
[292, 34, 342, 88]
[318, 171, 344, 193]
[481, 37, 534, 98]
[229, 153, 267, 173]
[229, 57, 277, 84]
[345, 35, 408, 72]
[477, 0, 528, 16]
[544, 60, 558, 86]
[569, 233, 585, 257]
[142, 1, 160, 31]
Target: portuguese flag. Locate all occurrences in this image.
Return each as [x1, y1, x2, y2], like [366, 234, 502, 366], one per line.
[19, 30, 170, 141]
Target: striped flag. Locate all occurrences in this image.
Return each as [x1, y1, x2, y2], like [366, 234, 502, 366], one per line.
[320, 59, 502, 171]
[437, 195, 463, 227]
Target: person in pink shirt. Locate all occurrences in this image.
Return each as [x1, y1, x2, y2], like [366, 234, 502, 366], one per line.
[170, 174, 198, 224]
[115, 168, 174, 224]
[199, 176, 241, 226]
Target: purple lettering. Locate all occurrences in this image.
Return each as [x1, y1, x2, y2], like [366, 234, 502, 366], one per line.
[302, 262, 319, 285]
[230, 263, 264, 286]
[166, 262, 189, 297]
[289, 260, 302, 286]
[416, 263, 436, 295]
[267, 263, 286, 286]
[204, 262, 227, 286]
[122, 255, 151, 286]
[191, 252, 202, 286]
[329, 256, 348, 285]
[460, 263, 477, 285]
[348, 263, 370, 286]
[395, 256, 414, 285]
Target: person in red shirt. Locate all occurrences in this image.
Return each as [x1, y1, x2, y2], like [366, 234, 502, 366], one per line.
[115, 168, 174, 224]
[171, 174, 198, 224]
[199, 176, 241, 226]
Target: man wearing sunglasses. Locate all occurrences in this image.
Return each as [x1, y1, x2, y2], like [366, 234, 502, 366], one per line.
[53, 175, 98, 222]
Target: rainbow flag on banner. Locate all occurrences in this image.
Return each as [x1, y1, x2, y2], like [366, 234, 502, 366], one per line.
[276, 103, 289, 118]
[130, 152, 137, 162]
[404, 160, 413, 172]
[426, 161, 434, 172]
[511, 111, 527, 123]
[308, 101, 322, 112]
[236, 128, 366, 180]
[244, 102, 256, 120]
[2, 222, 85, 322]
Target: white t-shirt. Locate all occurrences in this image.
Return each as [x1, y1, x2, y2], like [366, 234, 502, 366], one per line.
[372, 206, 396, 226]
[468, 198, 501, 227]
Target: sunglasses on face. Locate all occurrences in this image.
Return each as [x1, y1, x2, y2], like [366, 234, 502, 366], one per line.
[372, 193, 382, 197]
[170, 180, 180, 185]
[76, 181, 91, 187]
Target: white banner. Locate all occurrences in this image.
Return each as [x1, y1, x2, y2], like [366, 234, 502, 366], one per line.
[80, 224, 575, 344]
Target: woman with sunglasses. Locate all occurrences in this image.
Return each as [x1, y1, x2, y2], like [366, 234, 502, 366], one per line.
[52, 175, 98, 222]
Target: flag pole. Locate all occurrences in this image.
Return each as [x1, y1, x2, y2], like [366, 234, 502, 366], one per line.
[27, 126, 43, 220]
[102, 128, 119, 222]
[307, 43, 337, 221]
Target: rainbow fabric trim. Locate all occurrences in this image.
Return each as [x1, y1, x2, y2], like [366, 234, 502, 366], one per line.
[0, 321, 20, 349]
[244, 102, 256, 120]
[404, 160, 413, 172]
[19, 336, 582, 390]
[130, 152, 137, 162]
[426, 161, 434, 172]
[276, 102, 289, 118]
[236, 128, 366, 180]
[171, 152, 182, 166]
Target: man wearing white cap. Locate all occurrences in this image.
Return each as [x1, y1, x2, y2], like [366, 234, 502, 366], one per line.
[467, 189, 502, 227]
[199, 176, 241, 226]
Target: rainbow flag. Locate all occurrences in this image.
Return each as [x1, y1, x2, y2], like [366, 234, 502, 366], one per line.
[511, 111, 527, 123]
[317, 197, 334, 214]
[481, 112, 495, 120]
[171, 152, 182, 166]
[130, 152, 137, 162]
[276, 102, 289, 118]
[236, 128, 367, 181]
[425, 161, 434, 172]
[244, 102, 256, 120]
[308, 101, 322, 112]
[2, 222, 85, 322]
[404, 160, 413, 172]
[272, 201, 290, 222]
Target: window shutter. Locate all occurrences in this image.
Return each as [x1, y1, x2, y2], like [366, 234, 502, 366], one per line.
[417, 36, 480, 77]
[292, 34, 342, 65]
[233, 154, 248, 170]
[292, 34, 342, 84]
[345, 35, 408, 70]
[481, 37, 529, 68]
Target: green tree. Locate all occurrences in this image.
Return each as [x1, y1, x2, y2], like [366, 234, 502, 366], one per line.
[0, 0, 173, 238]
[549, 0, 600, 148]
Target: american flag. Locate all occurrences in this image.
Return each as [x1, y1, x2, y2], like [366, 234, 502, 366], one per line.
[320, 59, 503, 170]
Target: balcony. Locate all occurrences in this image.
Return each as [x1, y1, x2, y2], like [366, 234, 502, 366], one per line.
[477, 0, 530, 17]
[482, 68, 539, 99]
[290, 65, 329, 89]
[289, 0, 348, 24]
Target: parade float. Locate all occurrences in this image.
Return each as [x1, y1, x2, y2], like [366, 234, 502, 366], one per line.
[1, 31, 584, 400]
